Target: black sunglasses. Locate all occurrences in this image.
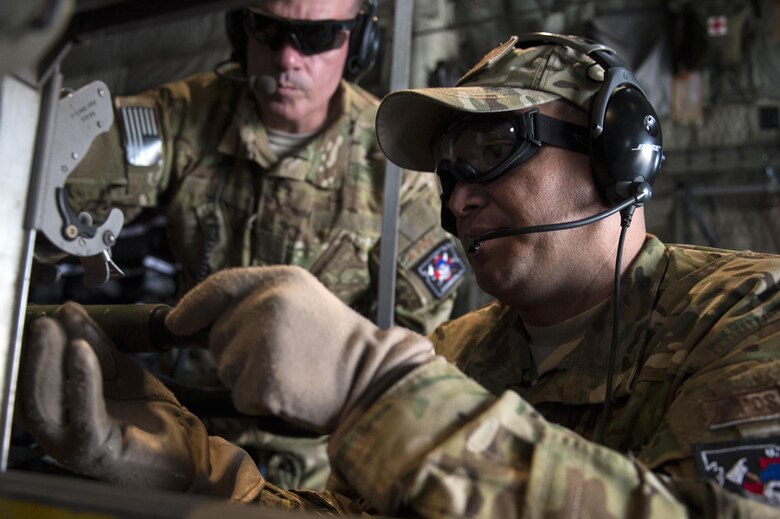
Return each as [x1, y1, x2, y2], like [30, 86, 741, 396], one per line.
[244, 10, 359, 56]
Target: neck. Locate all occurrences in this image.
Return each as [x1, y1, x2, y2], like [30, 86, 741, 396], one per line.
[512, 215, 647, 327]
[260, 107, 328, 134]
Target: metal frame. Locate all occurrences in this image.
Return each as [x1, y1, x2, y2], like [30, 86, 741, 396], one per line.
[377, 0, 414, 329]
[0, 469, 307, 518]
[0, 75, 42, 473]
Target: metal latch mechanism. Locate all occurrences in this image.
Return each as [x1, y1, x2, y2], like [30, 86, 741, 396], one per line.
[32, 80, 125, 286]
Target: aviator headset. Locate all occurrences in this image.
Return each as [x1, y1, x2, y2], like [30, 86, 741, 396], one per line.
[437, 33, 664, 241]
[225, 0, 380, 82]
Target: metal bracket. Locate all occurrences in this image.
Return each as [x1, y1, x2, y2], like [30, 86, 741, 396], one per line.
[31, 80, 124, 285]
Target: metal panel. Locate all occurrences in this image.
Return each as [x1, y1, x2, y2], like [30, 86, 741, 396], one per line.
[0, 76, 41, 471]
[0, 469, 311, 518]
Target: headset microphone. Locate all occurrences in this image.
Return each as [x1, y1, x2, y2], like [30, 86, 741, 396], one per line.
[214, 60, 278, 96]
[465, 181, 652, 254]
[248, 75, 278, 96]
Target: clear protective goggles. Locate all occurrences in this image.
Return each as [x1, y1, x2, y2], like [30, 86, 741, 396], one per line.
[434, 108, 590, 186]
[244, 10, 358, 56]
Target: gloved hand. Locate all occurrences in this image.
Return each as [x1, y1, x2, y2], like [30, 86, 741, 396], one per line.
[165, 266, 436, 434]
[18, 302, 264, 500]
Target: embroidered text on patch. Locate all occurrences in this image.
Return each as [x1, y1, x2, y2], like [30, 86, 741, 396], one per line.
[703, 386, 780, 430]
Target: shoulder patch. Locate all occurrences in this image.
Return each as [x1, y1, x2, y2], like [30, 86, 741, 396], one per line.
[694, 437, 780, 506]
[416, 241, 466, 299]
[703, 386, 780, 430]
[119, 106, 162, 167]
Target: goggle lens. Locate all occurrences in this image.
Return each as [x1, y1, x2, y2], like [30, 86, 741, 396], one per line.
[439, 119, 517, 171]
[244, 11, 357, 55]
[435, 113, 540, 184]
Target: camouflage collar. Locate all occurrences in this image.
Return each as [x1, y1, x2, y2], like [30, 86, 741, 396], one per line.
[216, 87, 277, 168]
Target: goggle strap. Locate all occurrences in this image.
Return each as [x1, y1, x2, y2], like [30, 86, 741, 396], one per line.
[533, 113, 590, 156]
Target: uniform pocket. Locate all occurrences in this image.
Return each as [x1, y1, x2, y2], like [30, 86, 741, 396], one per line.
[308, 229, 374, 305]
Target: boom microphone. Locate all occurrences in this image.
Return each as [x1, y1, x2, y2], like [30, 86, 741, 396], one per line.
[464, 182, 652, 254]
[249, 74, 278, 95]
[214, 60, 278, 95]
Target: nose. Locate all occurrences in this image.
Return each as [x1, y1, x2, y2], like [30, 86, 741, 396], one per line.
[448, 180, 488, 220]
[275, 37, 303, 69]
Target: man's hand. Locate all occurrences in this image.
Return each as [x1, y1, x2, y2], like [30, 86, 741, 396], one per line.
[165, 266, 436, 433]
[20, 302, 211, 491]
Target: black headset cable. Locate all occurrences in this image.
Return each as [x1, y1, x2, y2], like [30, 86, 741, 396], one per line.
[596, 203, 636, 445]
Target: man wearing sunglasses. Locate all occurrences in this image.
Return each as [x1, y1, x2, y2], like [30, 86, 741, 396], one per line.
[62, 0, 460, 336]
[22, 34, 780, 517]
[47, 0, 462, 493]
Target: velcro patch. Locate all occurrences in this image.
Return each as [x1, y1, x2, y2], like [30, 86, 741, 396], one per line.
[694, 437, 780, 506]
[120, 106, 162, 167]
[416, 241, 465, 299]
[703, 386, 780, 430]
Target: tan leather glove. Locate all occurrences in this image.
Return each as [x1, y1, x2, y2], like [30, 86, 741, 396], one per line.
[18, 302, 264, 501]
[165, 266, 436, 434]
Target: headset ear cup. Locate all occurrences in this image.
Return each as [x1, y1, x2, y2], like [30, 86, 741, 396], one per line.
[512, 34, 663, 206]
[345, 0, 380, 81]
[225, 9, 248, 70]
[590, 86, 663, 204]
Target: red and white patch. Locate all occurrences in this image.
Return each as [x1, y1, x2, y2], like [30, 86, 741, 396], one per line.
[694, 437, 780, 506]
[416, 242, 465, 299]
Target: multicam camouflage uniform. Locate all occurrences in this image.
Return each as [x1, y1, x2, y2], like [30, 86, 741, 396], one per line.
[67, 69, 460, 332]
[322, 234, 780, 517]
[65, 69, 464, 490]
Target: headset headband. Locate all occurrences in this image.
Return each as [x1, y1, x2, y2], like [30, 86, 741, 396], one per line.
[513, 33, 647, 138]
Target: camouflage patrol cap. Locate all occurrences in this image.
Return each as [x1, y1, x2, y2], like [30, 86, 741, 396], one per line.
[376, 35, 606, 172]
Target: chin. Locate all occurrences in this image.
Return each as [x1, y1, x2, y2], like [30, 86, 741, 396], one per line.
[478, 279, 510, 305]
[471, 263, 503, 299]
[264, 94, 297, 110]
[260, 102, 303, 128]
[469, 243, 528, 302]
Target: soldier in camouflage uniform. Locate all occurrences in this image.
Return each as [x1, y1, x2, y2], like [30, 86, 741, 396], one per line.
[59, 0, 463, 491]
[66, 0, 460, 333]
[20, 34, 780, 517]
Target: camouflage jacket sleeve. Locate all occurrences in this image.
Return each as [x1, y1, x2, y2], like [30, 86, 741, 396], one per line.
[329, 235, 780, 518]
[343, 81, 464, 335]
[379, 169, 465, 334]
[329, 358, 777, 518]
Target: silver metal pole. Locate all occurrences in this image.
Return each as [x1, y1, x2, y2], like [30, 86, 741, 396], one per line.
[376, 0, 414, 329]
